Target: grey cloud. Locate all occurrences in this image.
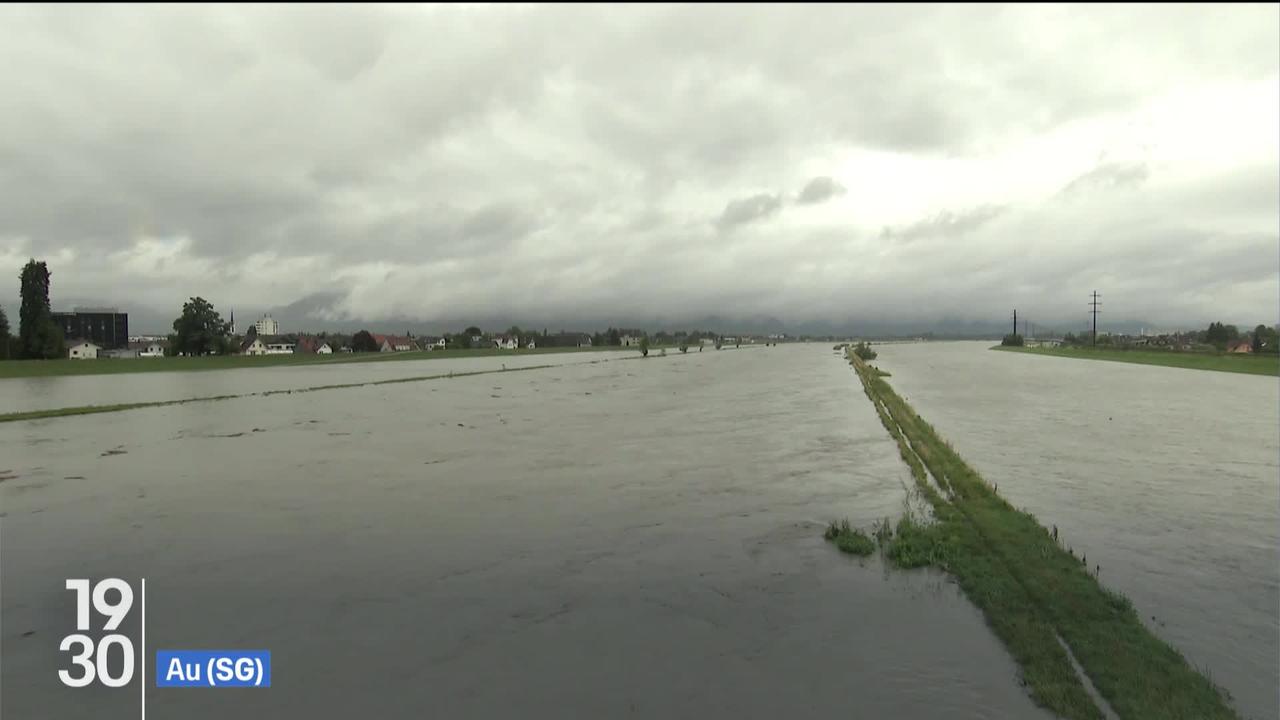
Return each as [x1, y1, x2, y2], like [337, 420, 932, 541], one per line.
[1061, 162, 1150, 196]
[717, 194, 783, 231]
[796, 177, 847, 205]
[0, 5, 1275, 330]
[881, 205, 1007, 245]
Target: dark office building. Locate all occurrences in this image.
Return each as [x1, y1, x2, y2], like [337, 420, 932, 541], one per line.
[52, 309, 129, 349]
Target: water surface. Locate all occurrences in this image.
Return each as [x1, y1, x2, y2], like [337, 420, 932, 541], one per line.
[1, 346, 1050, 719]
[876, 341, 1280, 720]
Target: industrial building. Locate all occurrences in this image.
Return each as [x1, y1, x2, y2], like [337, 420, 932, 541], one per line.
[51, 308, 129, 349]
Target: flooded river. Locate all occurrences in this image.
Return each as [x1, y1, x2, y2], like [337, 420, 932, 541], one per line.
[2, 346, 1052, 719]
[875, 341, 1279, 720]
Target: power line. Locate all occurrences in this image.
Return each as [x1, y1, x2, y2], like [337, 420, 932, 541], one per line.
[1089, 291, 1102, 346]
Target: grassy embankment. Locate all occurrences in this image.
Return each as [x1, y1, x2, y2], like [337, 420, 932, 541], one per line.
[827, 351, 1237, 720]
[0, 345, 626, 379]
[993, 344, 1278, 377]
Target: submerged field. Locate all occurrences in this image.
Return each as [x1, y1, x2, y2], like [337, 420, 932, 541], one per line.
[843, 351, 1239, 719]
[993, 344, 1279, 376]
[0, 345, 623, 379]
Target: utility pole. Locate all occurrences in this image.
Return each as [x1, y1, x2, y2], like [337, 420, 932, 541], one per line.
[1089, 291, 1101, 346]
[1013, 309, 1018, 337]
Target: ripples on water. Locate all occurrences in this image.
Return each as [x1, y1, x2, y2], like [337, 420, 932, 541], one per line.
[876, 341, 1280, 720]
[1, 347, 1054, 719]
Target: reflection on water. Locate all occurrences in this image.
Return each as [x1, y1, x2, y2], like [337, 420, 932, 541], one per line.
[876, 341, 1280, 720]
[1, 347, 1050, 719]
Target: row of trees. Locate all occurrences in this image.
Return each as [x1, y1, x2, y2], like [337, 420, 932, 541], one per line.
[1202, 321, 1277, 352]
[1058, 322, 1278, 353]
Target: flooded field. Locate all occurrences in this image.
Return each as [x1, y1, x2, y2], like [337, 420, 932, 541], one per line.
[0, 350, 618, 415]
[875, 341, 1280, 720]
[1, 346, 1051, 719]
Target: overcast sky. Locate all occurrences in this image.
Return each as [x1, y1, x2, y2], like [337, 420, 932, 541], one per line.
[1, 4, 1276, 332]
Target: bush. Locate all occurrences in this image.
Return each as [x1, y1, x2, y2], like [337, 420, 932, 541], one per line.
[824, 518, 876, 556]
[1001, 333, 1024, 347]
[853, 342, 877, 360]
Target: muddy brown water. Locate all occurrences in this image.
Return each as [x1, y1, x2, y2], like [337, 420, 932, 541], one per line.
[2, 347, 1054, 719]
[874, 341, 1279, 720]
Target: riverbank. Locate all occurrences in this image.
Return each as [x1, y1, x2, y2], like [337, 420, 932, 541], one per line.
[0, 345, 626, 379]
[993, 345, 1278, 377]
[844, 350, 1238, 719]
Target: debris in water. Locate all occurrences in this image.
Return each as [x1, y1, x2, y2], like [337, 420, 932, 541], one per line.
[63, 476, 86, 480]
[101, 447, 127, 457]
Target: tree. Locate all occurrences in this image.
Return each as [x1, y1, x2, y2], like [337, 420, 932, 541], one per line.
[679, 340, 689, 353]
[171, 297, 231, 356]
[19, 259, 64, 359]
[853, 342, 878, 360]
[1205, 322, 1231, 350]
[639, 336, 649, 357]
[464, 326, 482, 337]
[1001, 333, 1024, 347]
[351, 330, 379, 352]
[607, 327, 621, 346]
[1252, 324, 1278, 354]
[0, 304, 10, 359]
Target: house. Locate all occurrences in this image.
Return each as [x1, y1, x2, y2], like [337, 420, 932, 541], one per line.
[373, 334, 416, 352]
[494, 336, 519, 350]
[526, 339, 537, 350]
[1227, 340, 1253, 354]
[241, 336, 295, 356]
[102, 348, 139, 359]
[294, 336, 333, 354]
[620, 335, 641, 347]
[68, 340, 100, 360]
[419, 336, 447, 351]
[139, 342, 165, 357]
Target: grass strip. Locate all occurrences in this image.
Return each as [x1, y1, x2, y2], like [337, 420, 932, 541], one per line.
[846, 351, 1237, 719]
[993, 345, 1278, 377]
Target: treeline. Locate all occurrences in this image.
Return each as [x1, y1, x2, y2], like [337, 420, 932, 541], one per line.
[1059, 322, 1278, 353]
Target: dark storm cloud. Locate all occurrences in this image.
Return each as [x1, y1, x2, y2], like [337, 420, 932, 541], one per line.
[717, 194, 783, 231]
[0, 4, 1275, 330]
[796, 177, 847, 205]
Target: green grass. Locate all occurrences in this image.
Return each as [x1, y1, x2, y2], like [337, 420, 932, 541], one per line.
[0, 345, 626, 379]
[841, 350, 1238, 720]
[994, 344, 1278, 377]
[823, 519, 876, 556]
